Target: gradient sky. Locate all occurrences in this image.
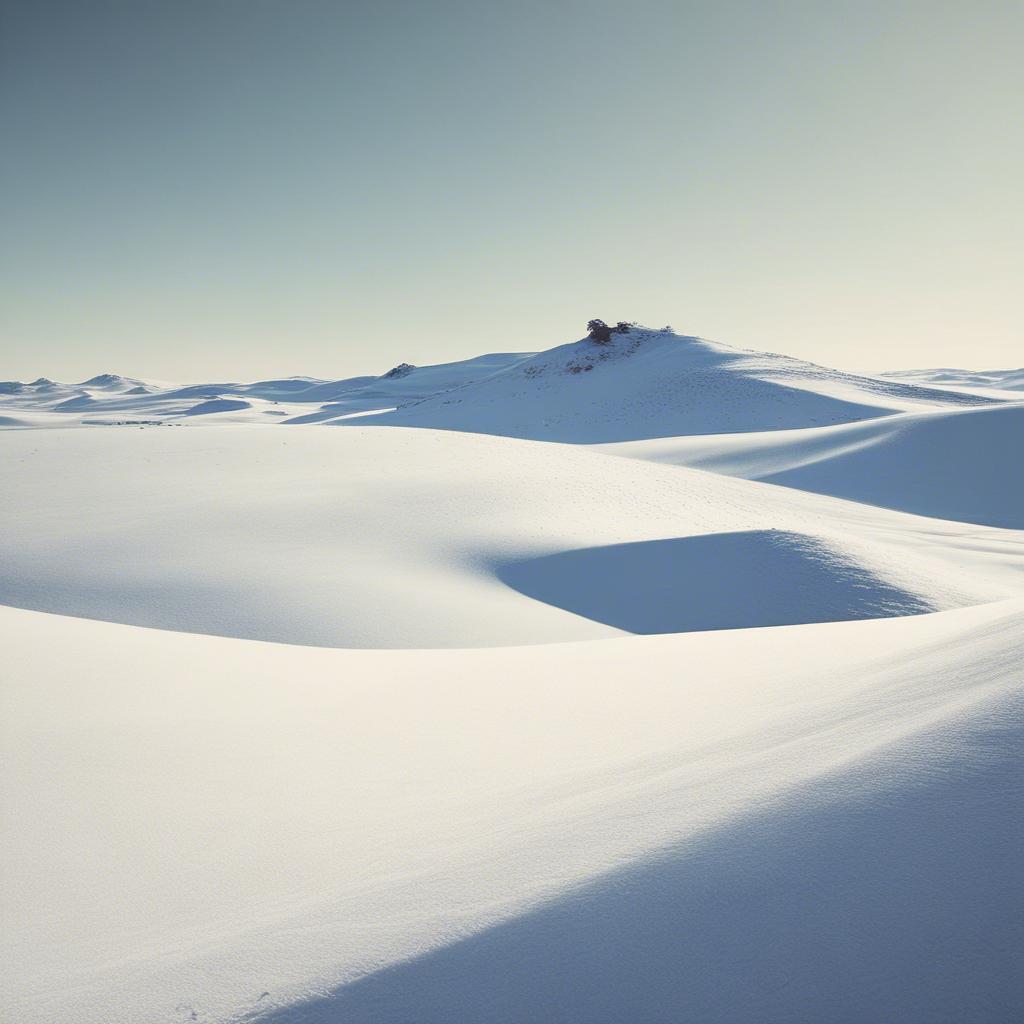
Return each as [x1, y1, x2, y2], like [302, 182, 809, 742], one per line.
[2, 0, 1021, 383]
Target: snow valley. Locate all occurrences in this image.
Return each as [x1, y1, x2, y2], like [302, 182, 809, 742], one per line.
[2, 326, 1022, 1024]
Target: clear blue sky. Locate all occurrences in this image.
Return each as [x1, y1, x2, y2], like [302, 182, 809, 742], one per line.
[2, 0, 1021, 382]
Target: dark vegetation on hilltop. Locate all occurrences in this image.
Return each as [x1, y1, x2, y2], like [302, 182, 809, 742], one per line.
[587, 319, 636, 344]
[587, 320, 674, 344]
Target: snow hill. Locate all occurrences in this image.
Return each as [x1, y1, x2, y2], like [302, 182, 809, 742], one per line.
[0, 328, 1005, 438]
[881, 365, 1024, 399]
[348, 328, 998, 441]
[2, 326, 1023, 1024]
[0, 352, 530, 428]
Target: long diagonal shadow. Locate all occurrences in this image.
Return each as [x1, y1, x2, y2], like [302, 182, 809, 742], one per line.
[252, 694, 1023, 1023]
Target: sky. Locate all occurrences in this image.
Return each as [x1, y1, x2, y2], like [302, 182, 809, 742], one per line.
[2, 0, 1021, 383]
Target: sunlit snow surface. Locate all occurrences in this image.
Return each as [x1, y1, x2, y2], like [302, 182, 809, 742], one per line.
[2, 329, 1022, 1023]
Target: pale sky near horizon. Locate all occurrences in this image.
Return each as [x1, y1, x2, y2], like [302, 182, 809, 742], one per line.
[2, 0, 1021, 383]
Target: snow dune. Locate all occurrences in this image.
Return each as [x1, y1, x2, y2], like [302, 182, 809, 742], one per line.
[345, 329, 997, 441]
[184, 397, 253, 416]
[881, 365, 1024, 400]
[2, 599, 1021, 1024]
[2, 426, 1019, 648]
[1, 330, 1004, 437]
[601, 402, 1024, 530]
[0, 351, 531, 428]
[273, 680, 1023, 1024]
[883, 366, 1024, 390]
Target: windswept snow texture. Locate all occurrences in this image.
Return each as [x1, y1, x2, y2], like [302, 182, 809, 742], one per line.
[2, 332, 1023, 1024]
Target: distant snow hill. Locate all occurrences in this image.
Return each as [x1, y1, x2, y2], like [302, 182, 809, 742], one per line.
[881, 365, 1024, 394]
[0, 352, 532, 428]
[1, 328, 1009, 437]
[3, 329, 1020, 529]
[346, 329, 1000, 442]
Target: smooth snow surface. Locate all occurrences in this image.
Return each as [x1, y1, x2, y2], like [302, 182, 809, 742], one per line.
[2, 330, 1023, 1024]
[601, 402, 1024, 530]
[4, 602, 1022, 1024]
[2, 426, 1020, 647]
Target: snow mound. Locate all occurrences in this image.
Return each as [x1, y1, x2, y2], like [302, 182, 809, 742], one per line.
[346, 328, 996, 442]
[603, 402, 1024, 530]
[183, 397, 252, 416]
[52, 392, 98, 411]
[77, 373, 148, 391]
[284, 351, 532, 423]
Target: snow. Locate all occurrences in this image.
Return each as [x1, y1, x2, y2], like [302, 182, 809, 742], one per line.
[3, 600, 1021, 1024]
[600, 402, 1024, 530]
[343, 329, 999, 442]
[184, 397, 253, 416]
[2, 426, 1020, 648]
[1, 329, 1022, 1023]
[880, 365, 1024, 401]
[0, 350, 532, 429]
[0, 330, 1003, 438]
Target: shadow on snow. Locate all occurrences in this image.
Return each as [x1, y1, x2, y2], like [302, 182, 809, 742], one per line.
[496, 530, 932, 635]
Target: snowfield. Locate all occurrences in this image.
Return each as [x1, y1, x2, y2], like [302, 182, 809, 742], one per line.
[2, 425, 1020, 649]
[1, 328, 1022, 1023]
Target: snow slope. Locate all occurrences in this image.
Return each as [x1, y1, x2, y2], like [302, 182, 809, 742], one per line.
[601, 402, 1024, 530]
[2, 426, 1021, 648]
[3, 599, 1021, 1024]
[2, 330, 1023, 1024]
[343, 329, 998, 442]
